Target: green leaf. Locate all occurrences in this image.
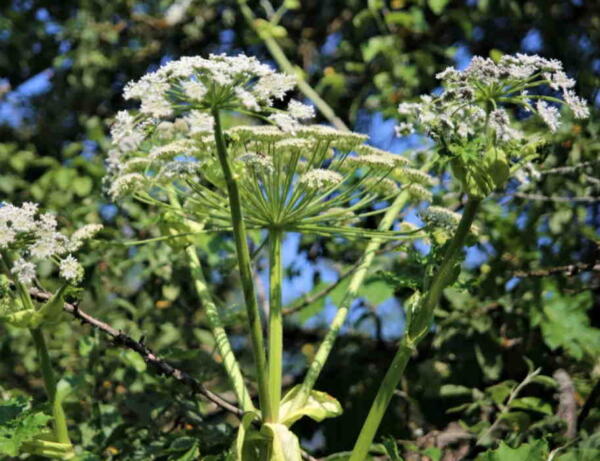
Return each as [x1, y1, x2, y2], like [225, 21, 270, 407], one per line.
[476, 440, 548, 461]
[360, 279, 394, 306]
[170, 441, 199, 461]
[233, 412, 260, 461]
[537, 284, 600, 360]
[0, 397, 52, 456]
[486, 381, 515, 405]
[37, 285, 68, 325]
[260, 423, 302, 461]
[428, 0, 450, 15]
[279, 385, 343, 427]
[510, 397, 552, 415]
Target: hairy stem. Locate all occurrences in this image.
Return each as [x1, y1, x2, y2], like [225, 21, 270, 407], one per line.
[212, 107, 272, 421]
[267, 228, 284, 421]
[349, 197, 480, 461]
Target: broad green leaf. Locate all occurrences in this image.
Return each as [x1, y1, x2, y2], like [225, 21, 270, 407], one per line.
[171, 441, 199, 461]
[360, 279, 394, 306]
[510, 397, 552, 415]
[279, 385, 343, 427]
[476, 440, 548, 461]
[536, 285, 600, 360]
[261, 423, 302, 461]
[37, 285, 67, 325]
[0, 397, 52, 456]
[486, 381, 515, 405]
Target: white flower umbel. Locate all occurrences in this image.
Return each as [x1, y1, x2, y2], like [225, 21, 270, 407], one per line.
[398, 53, 589, 142]
[106, 54, 432, 239]
[0, 202, 101, 285]
[396, 53, 589, 197]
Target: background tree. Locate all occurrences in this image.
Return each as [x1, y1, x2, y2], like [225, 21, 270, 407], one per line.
[1, 0, 598, 459]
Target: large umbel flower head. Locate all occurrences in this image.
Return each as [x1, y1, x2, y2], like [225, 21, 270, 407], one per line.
[106, 54, 436, 239]
[396, 53, 590, 197]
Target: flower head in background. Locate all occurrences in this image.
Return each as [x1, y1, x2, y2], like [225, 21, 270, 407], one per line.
[0, 202, 101, 285]
[396, 53, 589, 197]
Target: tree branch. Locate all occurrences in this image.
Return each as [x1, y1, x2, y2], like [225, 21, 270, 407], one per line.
[27, 287, 244, 417]
[510, 192, 600, 204]
[27, 288, 321, 461]
[511, 263, 600, 278]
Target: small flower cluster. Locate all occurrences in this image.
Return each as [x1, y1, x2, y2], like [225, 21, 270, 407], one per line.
[0, 202, 101, 285]
[397, 53, 589, 143]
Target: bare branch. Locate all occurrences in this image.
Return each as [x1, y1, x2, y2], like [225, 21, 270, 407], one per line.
[510, 192, 600, 204]
[511, 263, 600, 278]
[27, 287, 244, 417]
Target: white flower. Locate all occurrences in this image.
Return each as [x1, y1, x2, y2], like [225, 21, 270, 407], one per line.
[0, 225, 16, 248]
[287, 100, 315, 120]
[182, 80, 207, 101]
[299, 169, 343, 189]
[536, 101, 561, 132]
[109, 173, 146, 199]
[11, 258, 36, 285]
[419, 206, 462, 230]
[70, 224, 103, 251]
[544, 71, 575, 90]
[183, 110, 214, 135]
[406, 183, 433, 202]
[269, 113, 300, 133]
[59, 255, 83, 282]
[563, 89, 589, 119]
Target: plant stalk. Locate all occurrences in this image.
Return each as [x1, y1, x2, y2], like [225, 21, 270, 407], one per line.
[30, 328, 71, 445]
[237, 0, 348, 131]
[212, 107, 272, 421]
[267, 228, 284, 421]
[294, 190, 411, 409]
[185, 246, 255, 411]
[349, 197, 480, 461]
[167, 191, 254, 411]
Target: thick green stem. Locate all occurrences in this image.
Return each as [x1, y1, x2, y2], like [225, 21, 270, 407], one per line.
[185, 246, 255, 411]
[295, 191, 411, 409]
[267, 229, 284, 421]
[167, 191, 254, 411]
[237, 0, 348, 131]
[30, 328, 71, 446]
[212, 108, 272, 421]
[349, 198, 480, 461]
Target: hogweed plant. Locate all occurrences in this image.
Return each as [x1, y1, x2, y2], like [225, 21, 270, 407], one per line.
[0, 51, 587, 460]
[104, 52, 589, 460]
[0, 203, 102, 459]
[105, 53, 438, 459]
[350, 53, 590, 461]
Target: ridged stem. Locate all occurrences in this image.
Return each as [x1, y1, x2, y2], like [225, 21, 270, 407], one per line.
[349, 197, 480, 461]
[30, 328, 71, 446]
[167, 191, 254, 411]
[212, 107, 272, 421]
[267, 228, 284, 421]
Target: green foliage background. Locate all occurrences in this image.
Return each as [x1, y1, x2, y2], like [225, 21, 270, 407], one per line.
[0, 0, 599, 459]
